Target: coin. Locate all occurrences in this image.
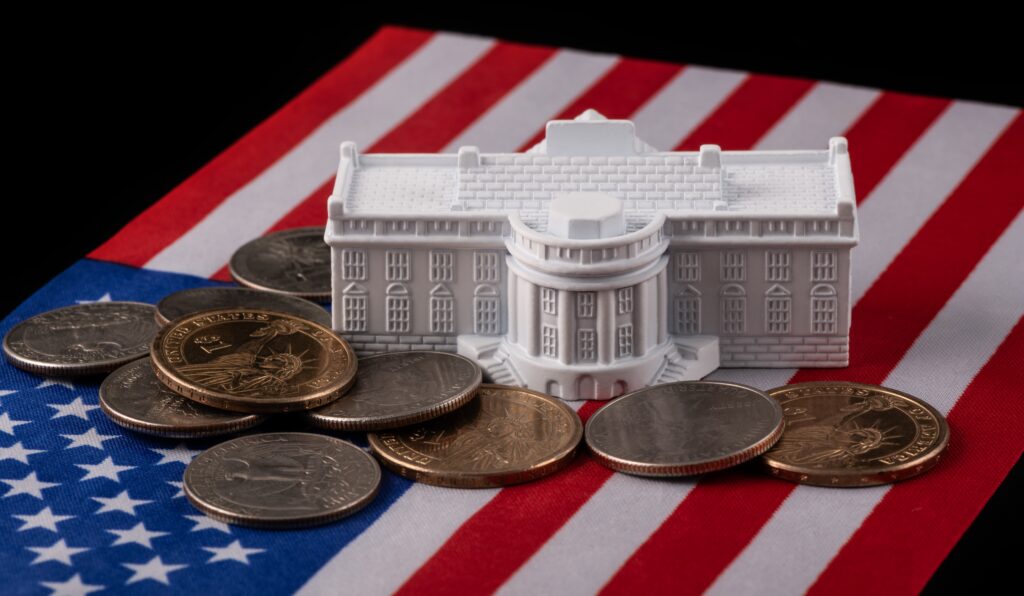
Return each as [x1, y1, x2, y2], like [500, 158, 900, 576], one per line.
[151, 309, 356, 413]
[184, 432, 380, 528]
[585, 381, 785, 477]
[155, 286, 331, 326]
[368, 384, 582, 488]
[99, 358, 264, 438]
[306, 351, 482, 431]
[228, 227, 331, 299]
[760, 382, 949, 487]
[3, 302, 160, 376]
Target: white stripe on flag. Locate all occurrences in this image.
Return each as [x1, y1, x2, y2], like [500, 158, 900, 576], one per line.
[298, 487, 499, 596]
[630, 65, 747, 151]
[497, 81, 877, 593]
[143, 32, 496, 278]
[852, 102, 1018, 303]
[756, 82, 879, 150]
[706, 207, 1024, 596]
[443, 49, 619, 152]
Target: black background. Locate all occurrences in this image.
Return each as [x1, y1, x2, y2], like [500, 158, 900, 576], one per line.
[10, 10, 1022, 593]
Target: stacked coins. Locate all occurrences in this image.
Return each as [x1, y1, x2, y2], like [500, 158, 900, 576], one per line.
[3, 226, 950, 530]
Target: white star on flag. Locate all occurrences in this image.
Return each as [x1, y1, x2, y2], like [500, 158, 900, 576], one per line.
[76, 293, 113, 304]
[185, 514, 232, 534]
[27, 538, 88, 566]
[0, 412, 30, 435]
[3, 471, 59, 499]
[76, 456, 134, 482]
[61, 428, 118, 451]
[150, 443, 201, 466]
[36, 379, 75, 391]
[39, 573, 103, 596]
[0, 388, 16, 398]
[48, 397, 99, 421]
[108, 522, 169, 549]
[167, 481, 185, 498]
[14, 506, 74, 532]
[92, 490, 151, 516]
[123, 556, 187, 585]
[204, 540, 265, 564]
[0, 441, 44, 464]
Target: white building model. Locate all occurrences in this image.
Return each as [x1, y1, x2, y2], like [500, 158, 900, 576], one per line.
[326, 110, 857, 400]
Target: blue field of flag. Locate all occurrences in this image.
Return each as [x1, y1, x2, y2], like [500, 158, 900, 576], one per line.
[0, 259, 411, 595]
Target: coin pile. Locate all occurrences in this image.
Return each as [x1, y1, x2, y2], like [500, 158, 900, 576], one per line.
[3, 226, 951, 529]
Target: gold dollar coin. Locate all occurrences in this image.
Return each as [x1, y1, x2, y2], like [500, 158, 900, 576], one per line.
[368, 384, 582, 488]
[761, 381, 949, 487]
[151, 309, 356, 413]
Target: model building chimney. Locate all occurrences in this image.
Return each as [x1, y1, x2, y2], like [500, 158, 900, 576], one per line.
[545, 117, 638, 157]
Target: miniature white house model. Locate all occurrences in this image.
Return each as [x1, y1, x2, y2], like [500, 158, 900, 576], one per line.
[326, 110, 857, 400]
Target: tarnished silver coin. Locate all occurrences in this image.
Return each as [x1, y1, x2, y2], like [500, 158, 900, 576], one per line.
[3, 302, 159, 376]
[586, 381, 785, 477]
[99, 358, 264, 438]
[155, 287, 331, 326]
[184, 433, 381, 529]
[228, 227, 331, 299]
[306, 351, 482, 431]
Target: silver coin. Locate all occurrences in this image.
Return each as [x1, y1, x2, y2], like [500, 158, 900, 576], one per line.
[228, 227, 331, 299]
[586, 381, 785, 477]
[99, 358, 264, 438]
[155, 287, 331, 326]
[306, 351, 482, 431]
[3, 302, 160, 376]
[184, 433, 381, 528]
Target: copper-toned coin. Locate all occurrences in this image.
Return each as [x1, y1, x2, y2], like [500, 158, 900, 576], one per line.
[761, 382, 949, 487]
[151, 309, 356, 413]
[368, 384, 582, 488]
[228, 227, 331, 300]
[586, 381, 785, 477]
[155, 287, 331, 327]
[99, 358, 264, 438]
[306, 351, 482, 431]
[3, 302, 159, 376]
[184, 433, 380, 529]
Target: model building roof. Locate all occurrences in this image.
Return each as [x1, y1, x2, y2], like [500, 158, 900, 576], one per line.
[334, 110, 853, 231]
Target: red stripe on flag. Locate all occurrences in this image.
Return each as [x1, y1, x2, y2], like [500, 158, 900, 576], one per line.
[89, 25, 432, 267]
[268, 41, 559, 232]
[517, 58, 684, 151]
[397, 73, 812, 594]
[600, 472, 790, 596]
[844, 93, 950, 201]
[674, 74, 815, 150]
[809, 316, 1024, 596]
[601, 112, 1024, 594]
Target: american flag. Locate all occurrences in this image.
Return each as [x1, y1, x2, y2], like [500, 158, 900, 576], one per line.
[2, 25, 1021, 594]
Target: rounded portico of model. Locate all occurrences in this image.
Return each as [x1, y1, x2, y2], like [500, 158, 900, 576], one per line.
[500, 190, 677, 400]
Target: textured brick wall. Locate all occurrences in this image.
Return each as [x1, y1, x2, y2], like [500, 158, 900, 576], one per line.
[340, 334, 457, 357]
[719, 335, 849, 367]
